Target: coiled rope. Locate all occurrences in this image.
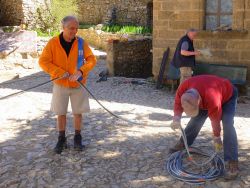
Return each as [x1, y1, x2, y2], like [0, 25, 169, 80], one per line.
[166, 125, 225, 185]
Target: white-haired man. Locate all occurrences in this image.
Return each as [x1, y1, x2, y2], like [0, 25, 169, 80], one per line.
[170, 75, 239, 180]
[39, 16, 97, 154]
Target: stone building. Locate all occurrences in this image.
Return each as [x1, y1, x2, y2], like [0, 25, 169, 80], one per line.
[153, 0, 250, 83]
[77, 0, 153, 27]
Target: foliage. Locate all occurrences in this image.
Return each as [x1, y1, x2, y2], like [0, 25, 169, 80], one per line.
[35, 0, 78, 33]
[35, 29, 60, 37]
[101, 24, 152, 35]
[2, 26, 16, 33]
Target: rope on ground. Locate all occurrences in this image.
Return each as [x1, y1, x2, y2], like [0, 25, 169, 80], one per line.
[0, 76, 141, 125]
[77, 81, 141, 125]
[166, 125, 225, 185]
[0, 74, 50, 86]
[0, 77, 59, 101]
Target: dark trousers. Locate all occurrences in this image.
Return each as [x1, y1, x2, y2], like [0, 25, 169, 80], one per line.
[183, 87, 238, 161]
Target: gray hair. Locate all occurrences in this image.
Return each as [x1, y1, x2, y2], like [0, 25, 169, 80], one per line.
[61, 16, 79, 27]
[186, 28, 199, 34]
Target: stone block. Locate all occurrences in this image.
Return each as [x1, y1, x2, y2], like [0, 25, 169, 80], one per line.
[234, 0, 245, 10]
[211, 50, 240, 61]
[153, 39, 177, 48]
[169, 21, 193, 30]
[158, 11, 175, 20]
[233, 11, 245, 29]
[175, 11, 200, 21]
[241, 51, 250, 60]
[246, 0, 250, 9]
[158, 30, 184, 39]
[227, 41, 250, 49]
[161, 1, 176, 11]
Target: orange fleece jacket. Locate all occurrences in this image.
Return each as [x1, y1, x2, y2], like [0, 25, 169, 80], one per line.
[39, 35, 97, 88]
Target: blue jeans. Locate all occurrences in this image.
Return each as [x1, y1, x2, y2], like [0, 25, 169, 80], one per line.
[183, 87, 238, 161]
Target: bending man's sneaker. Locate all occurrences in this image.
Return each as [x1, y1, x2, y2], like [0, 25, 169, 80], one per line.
[168, 140, 185, 154]
[224, 160, 239, 180]
[74, 134, 85, 151]
[54, 136, 67, 154]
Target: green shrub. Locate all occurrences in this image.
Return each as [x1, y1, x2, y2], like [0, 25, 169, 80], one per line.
[36, 29, 60, 37]
[101, 24, 152, 34]
[35, 0, 78, 33]
[2, 26, 16, 33]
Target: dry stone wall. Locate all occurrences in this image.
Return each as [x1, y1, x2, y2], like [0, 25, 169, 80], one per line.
[107, 38, 152, 78]
[77, 0, 152, 27]
[0, 0, 152, 27]
[0, 0, 24, 26]
[0, 0, 45, 27]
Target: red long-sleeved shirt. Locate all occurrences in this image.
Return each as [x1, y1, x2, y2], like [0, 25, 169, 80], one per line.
[174, 75, 233, 136]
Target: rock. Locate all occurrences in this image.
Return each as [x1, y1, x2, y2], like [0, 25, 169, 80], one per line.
[18, 180, 29, 188]
[140, 164, 150, 172]
[216, 181, 232, 188]
[34, 144, 43, 150]
[0, 51, 8, 59]
[35, 158, 52, 163]
[28, 170, 36, 177]
[37, 178, 47, 187]
[2, 179, 21, 187]
[2, 146, 16, 152]
[27, 152, 39, 161]
[0, 167, 9, 176]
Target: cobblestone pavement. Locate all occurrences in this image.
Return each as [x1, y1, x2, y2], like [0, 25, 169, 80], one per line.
[0, 58, 250, 188]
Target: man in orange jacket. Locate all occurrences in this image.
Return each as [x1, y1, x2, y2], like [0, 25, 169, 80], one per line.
[39, 16, 97, 154]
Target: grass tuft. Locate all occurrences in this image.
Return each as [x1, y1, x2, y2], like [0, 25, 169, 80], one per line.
[101, 24, 152, 34]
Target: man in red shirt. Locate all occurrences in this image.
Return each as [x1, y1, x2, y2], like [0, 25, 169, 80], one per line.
[170, 75, 239, 180]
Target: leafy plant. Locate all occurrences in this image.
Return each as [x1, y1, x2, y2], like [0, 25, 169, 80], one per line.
[35, 29, 60, 37]
[34, 0, 78, 33]
[2, 26, 15, 33]
[101, 24, 152, 34]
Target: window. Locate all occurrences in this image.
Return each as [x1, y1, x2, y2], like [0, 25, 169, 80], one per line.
[205, 0, 233, 30]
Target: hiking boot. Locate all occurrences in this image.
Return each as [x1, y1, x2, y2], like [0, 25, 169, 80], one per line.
[74, 134, 85, 151]
[224, 160, 239, 180]
[54, 136, 67, 154]
[168, 140, 185, 154]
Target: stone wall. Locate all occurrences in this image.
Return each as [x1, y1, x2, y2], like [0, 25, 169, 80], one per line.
[77, 0, 153, 27]
[0, 0, 45, 27]
[0, 0, 24, 26]
[153, 0, 250, 83]
[0, 0, 153, 27]
[22, 0, 45, 27]
[77, 28, 120, 51]
[78, 28, 152, 51]
[107, 38, 152, 78]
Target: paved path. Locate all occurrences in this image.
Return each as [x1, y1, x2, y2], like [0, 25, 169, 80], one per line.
[0, 58, 250, 188]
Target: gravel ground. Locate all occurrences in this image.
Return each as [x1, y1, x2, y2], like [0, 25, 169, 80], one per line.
[0, 55, 250, 188]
